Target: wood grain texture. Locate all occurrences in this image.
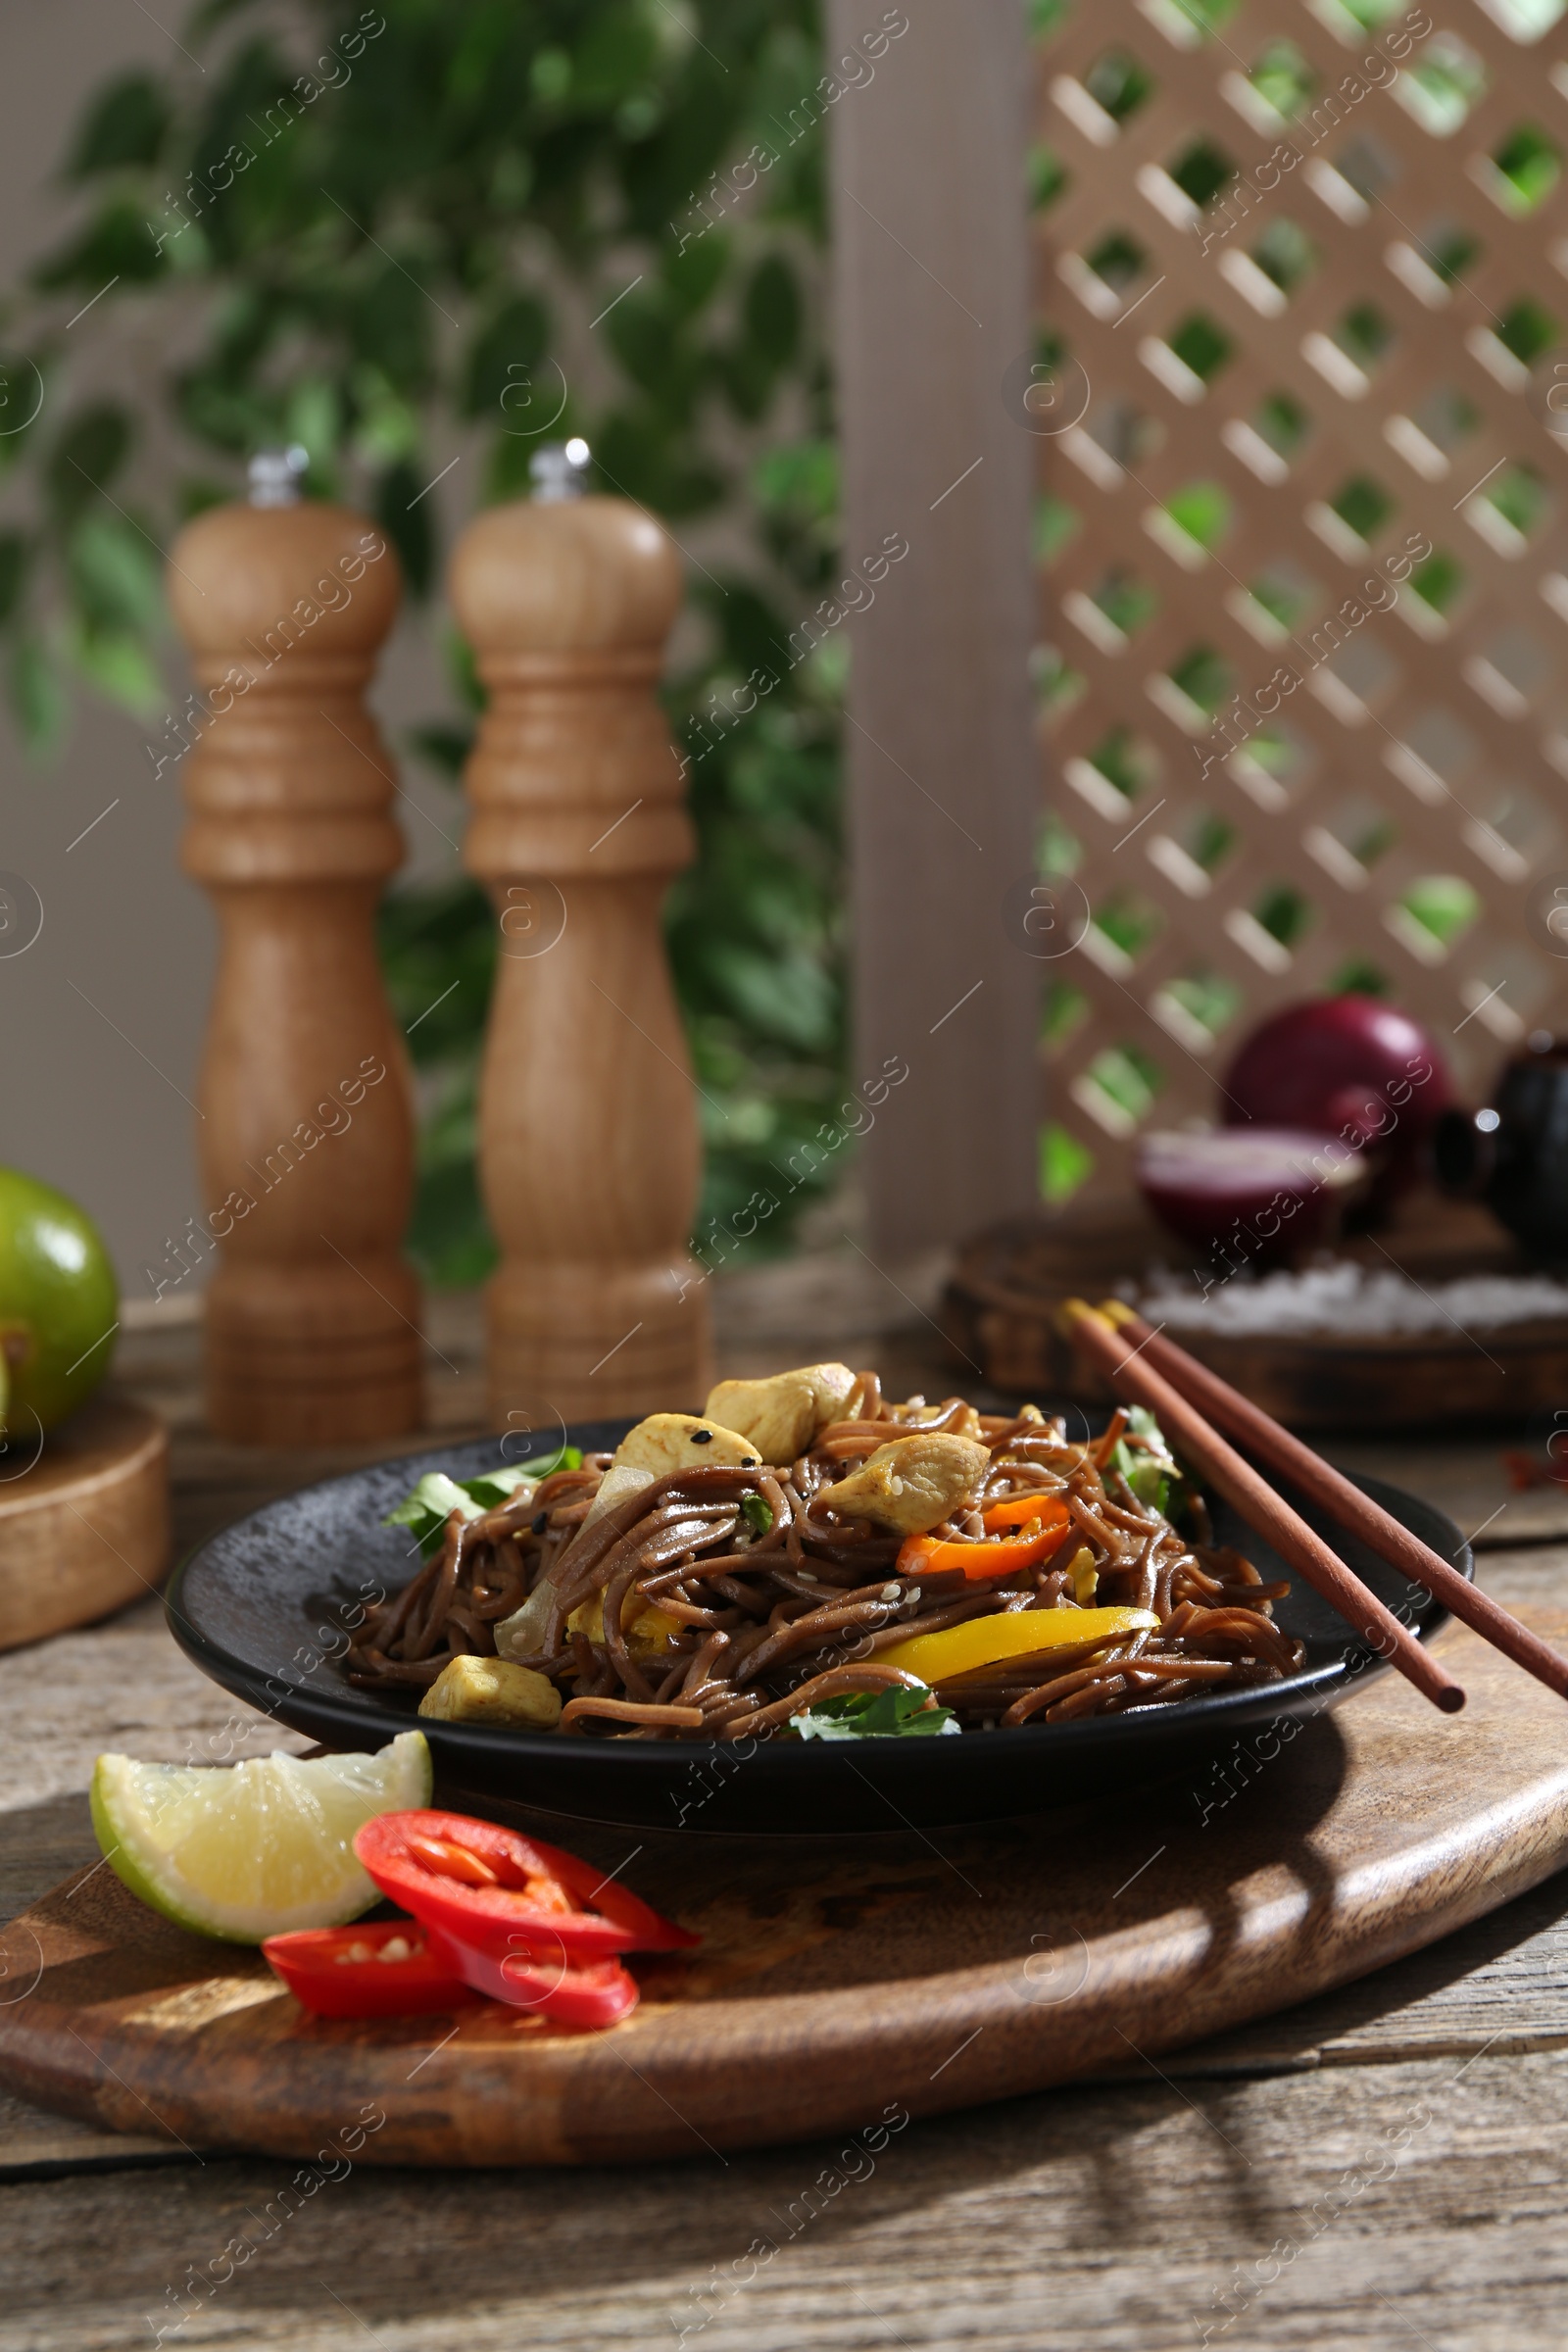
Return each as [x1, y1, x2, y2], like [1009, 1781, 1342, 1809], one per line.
[4, 2050, 1566, 2352]
[4, 1607, 1568, 2170]
[170, 497, 422, 1446]
[5, 1289, 1568, 2347]
[451, 494, 711, 1421]
[0, 1400, 168, 1655]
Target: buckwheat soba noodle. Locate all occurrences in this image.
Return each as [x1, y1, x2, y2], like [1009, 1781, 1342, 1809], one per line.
[346, 1364, 1303, 1740]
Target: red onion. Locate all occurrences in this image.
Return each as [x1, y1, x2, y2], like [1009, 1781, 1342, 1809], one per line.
[1221, 997, 1450, 1207]
[1137, 1127, 1369, 1262]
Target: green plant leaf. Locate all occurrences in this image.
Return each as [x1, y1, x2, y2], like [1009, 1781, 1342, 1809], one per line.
[406, 721, 474, 779]
[9, 634, 67, 758]
[66, 73, 172, 178]
[67, 515, 164, 636]
[665, 232, 730, 316]
[463, 294, 550, 419]
[284, 378, 341, 490]
[69, 627, 165, 717]
[0, 533, 32, 628]
[743, 253, 801, 368]
[31, 198, 168, 289]
[45, 405, 132, 526]
[574, 4, 662, 102]
[350, 262, 435, 396]
[698, 940, 837, 1054]
[373, 457, 435, 598]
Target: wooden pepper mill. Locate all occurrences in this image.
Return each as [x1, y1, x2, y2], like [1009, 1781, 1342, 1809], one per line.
[450, 443, 711, 1424]
[170, 451, 423, 1444]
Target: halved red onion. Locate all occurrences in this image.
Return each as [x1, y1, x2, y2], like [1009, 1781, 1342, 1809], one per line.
[1137, 1126, 1369, 1258]
[1221, 997, 1449, 1208]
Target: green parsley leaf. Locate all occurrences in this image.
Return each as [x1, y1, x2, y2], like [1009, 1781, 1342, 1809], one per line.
[382, 1449, 583, 1557]
[740, 1494, 774, 1537]
[382, 1472, 479, 1549]
[1107, 1407, 1182, 1516]
[792, 1685, 959, 1740]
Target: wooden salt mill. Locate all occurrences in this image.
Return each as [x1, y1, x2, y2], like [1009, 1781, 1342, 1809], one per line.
[451, 441, 711, 1424]
[171, 450, 423, 1444]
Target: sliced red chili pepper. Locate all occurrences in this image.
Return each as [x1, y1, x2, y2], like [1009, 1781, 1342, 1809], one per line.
[423, 1922, 639, 2028]
[353, 1810, 700, 1964]
[261, 1919, 476, 2020]
[405, 1834, 501, 1887]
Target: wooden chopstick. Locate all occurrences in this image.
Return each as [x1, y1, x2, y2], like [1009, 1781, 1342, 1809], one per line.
[1063, 1300, 1465, 1715]
[1101, 1299, 1568, 1708]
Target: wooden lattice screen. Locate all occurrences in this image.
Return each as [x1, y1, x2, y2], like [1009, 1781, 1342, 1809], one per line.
[1032, 0, 1568, 1202]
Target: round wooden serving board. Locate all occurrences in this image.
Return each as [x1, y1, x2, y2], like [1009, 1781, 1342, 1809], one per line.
[3, 1608, 1568, 2167]
[0, 1397, 169, 1654]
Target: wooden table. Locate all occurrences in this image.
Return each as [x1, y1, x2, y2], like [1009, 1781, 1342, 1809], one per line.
[5, 1261, 1568, 2351]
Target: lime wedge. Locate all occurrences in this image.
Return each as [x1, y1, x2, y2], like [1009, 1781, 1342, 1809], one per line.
[90, 1733, 431, 1944]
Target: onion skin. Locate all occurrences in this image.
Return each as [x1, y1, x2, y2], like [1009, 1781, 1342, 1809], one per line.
[1222, 997, 1450, 1209]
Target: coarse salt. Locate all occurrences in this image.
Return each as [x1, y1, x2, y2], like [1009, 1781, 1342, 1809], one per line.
[1136, 1258, 1568, 1340]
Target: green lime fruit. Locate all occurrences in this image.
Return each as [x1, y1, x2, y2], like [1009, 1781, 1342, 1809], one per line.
[90, 1733, 432, 1943]
[0, 1167, 119, 1431]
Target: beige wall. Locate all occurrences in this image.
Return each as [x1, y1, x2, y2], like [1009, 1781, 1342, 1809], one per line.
[0, 4, 459, 1298]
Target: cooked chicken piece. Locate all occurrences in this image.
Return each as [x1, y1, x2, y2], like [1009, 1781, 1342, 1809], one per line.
[612, 1410, 760, 1478]
[496, 1414, 760, 1661]
[704, 1362, 858, 1466]
[816, 1433, 991, 1536]
[577, 1413, 761, 1533]
[417, 1654, 563, 1729]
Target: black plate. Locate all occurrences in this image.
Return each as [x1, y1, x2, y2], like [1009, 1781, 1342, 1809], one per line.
[166, 1419, 1472, 1834]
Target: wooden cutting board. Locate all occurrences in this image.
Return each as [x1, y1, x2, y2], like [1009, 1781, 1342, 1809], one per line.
[4, 1608, 1568, 2169]
[0, 1397, 168, 1654]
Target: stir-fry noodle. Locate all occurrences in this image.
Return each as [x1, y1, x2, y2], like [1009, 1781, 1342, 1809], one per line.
[347, 1368, 1302, 1739]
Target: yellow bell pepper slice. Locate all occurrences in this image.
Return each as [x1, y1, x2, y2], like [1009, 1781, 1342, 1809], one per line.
[1064, 1544, 1099, 1607]
[566, 1592, 683, 1655]
[876, 1605, 1157, 1684]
